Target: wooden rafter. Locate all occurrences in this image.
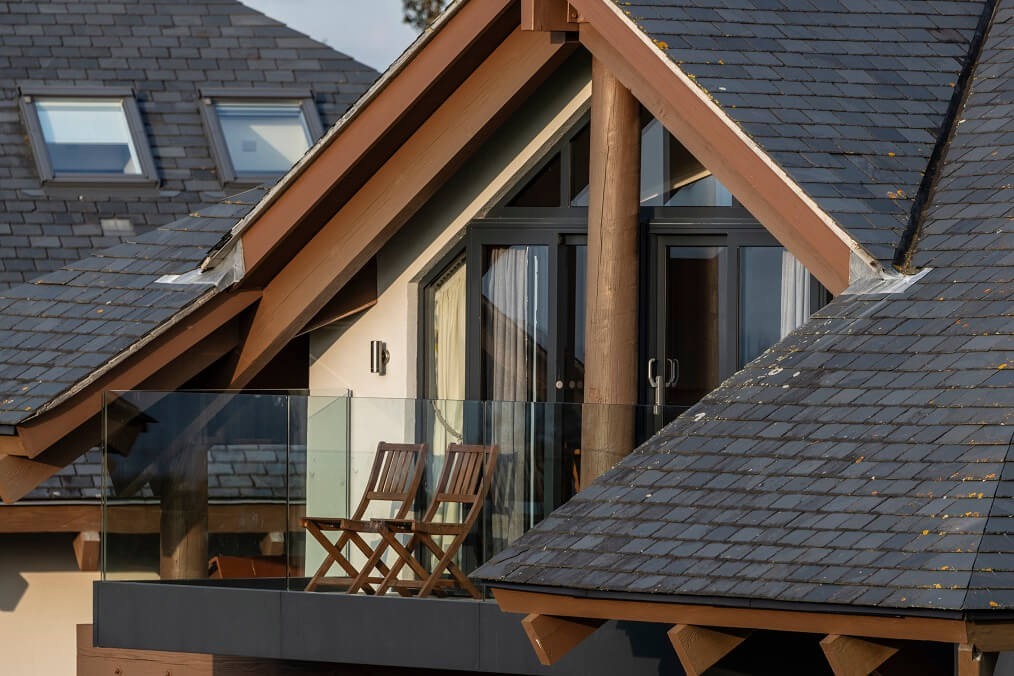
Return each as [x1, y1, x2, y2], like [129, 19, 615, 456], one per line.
[522, 613, 604, 665]
[228, 29, 572, 387]
[522, 0, 578, 32]
[668, 624, 750, 676]
[820, 634, 898, 676]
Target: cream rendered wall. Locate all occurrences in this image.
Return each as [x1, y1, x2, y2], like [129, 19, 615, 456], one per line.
[0, 533, 156, 676]
[305, 55, 592, 565]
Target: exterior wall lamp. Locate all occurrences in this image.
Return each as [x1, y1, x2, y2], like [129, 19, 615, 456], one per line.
[370, 340, 389, 375]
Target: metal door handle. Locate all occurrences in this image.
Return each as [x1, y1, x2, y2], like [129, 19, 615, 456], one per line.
[647, 358, 659, 388]
[666, 358, 679, 387]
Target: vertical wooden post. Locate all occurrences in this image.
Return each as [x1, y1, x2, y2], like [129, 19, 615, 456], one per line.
[956, 644, 997, 676]
[159, 443, 208, 579]
[581, 58, 641, 488]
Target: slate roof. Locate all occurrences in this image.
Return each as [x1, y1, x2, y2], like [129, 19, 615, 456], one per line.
[0, 0, 376, 288]
[0, 187, 265, 425]
[476, 0, 1014, 613]
[624, 0, 989, 263]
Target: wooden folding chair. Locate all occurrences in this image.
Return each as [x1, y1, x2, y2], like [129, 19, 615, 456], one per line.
[346, 443, 499, 599]
[301, 441, 428, 593]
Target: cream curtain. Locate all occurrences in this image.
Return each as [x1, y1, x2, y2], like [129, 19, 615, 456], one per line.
[780, 250, 811, 338]
[431, 263, 466, 524]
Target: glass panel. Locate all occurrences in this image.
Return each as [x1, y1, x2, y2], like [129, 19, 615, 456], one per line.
[480, 245, 549, 402]
[508, 154, 562, 207]
[215, 102, 312, 175]
[36, 98, 141, 175]
[640, 118, 666, 205]
[666, 175, 734, 207]
[739, 247, 815, 368]
[569, 123, 590, 204]
[665, 246, 724, 408]
[101, 393, 688, 595]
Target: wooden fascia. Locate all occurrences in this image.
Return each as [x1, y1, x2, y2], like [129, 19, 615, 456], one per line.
[234, 0, 516, 278]
[228, 28, 572, 387]
[493, 589, 975, 645]
[570, 0, 880, 295]
[0, 290, 260, 503]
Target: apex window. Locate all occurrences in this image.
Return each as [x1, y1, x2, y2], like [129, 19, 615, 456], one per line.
[20, 88, 157, 185]
[200, 90, 324, 186]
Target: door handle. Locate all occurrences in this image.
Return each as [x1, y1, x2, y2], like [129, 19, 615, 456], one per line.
[648, 358, 663, 413]
[647, 358, 659, 389]
[666, 358, 679, 387]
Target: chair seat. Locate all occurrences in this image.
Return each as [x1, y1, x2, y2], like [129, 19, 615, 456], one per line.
[303, 516, 375, 531]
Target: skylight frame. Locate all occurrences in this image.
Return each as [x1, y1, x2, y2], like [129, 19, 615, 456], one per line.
[19, 86, 159, 187]
[199, 88, 325, 189]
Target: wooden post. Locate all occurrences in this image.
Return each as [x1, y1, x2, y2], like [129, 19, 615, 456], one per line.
[956, 644, 998, 676]
[581, 57, 641, 487]
[73, 531, 101, 571]
[159, 443, 208, 580]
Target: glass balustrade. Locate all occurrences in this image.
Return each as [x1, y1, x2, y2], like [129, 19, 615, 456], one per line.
[100, 391, 687, 594]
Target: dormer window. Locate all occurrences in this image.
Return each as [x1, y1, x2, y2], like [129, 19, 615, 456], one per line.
[19, 88, 158, 185]
[200, 89, 324, 187]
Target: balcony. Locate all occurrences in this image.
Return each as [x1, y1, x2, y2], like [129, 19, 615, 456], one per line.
[93, 391, 686, 674]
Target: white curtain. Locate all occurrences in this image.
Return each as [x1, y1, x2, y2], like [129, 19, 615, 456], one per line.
[780, 250, 811, 338]
[485, 247, 533, 548]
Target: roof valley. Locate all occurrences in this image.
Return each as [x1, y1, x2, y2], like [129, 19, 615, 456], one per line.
[894, 0, 1003, 273]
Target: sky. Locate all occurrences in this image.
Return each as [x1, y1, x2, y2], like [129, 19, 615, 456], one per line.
[240, 0, 422, 72]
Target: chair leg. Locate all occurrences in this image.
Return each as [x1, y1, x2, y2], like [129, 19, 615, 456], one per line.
[418, 533, 480, 599]
[304, 523, 374, 594]
[347, 529, 400, 594]
[376, 531, 433, 596]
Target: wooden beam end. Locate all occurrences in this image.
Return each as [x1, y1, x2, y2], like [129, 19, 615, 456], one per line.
[522, 0, 578, 32]
[668, 624, 751, 676]
[259, 531, 285, 556]
[73, 531, 101, 572]
[521, 613, 603, 666]
[820, 634, 899, 676]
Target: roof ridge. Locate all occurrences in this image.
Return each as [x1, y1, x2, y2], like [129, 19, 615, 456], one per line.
[893, 0, 1001, 273]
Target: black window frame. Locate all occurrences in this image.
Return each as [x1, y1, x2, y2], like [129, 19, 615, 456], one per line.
[19, 86, 159, 187]
[199, 88, 324, 189]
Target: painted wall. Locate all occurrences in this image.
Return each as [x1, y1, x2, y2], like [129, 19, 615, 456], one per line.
[0, 533, 156, 675]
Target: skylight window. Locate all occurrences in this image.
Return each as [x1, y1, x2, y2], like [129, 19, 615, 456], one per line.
[200, 89, 324, 186]
[19, 88, 157, 185]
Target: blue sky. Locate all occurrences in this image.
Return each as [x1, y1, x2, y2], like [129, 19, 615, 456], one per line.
[241, 0, 422, 72]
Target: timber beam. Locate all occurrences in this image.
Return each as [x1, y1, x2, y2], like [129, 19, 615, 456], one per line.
[820, 634, 898, 676]
[229, 28, 572, 388]
[956, 644, 998, 676]
[73, 531, 101, 571]
[668, 624, 750, 676]
[493, 589, 1014, 652]
[522, 0, 579, 32]
[521, 613, 604, 665]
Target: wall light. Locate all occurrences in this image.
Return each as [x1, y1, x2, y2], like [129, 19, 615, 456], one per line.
[370, 340, 389, 375]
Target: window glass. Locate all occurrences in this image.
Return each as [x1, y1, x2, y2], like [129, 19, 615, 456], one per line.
[480, 245, 549, 401]
[738, 247, 812, 367]
[666, 175, 733, 207]
[36, 99, 141, 175]
[215, 102, 312, 176]
[509, 154, 562, 207]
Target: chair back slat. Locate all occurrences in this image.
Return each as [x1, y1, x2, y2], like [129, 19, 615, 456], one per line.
[351, 441, 428, 520]
[424, 443, 499, 524]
